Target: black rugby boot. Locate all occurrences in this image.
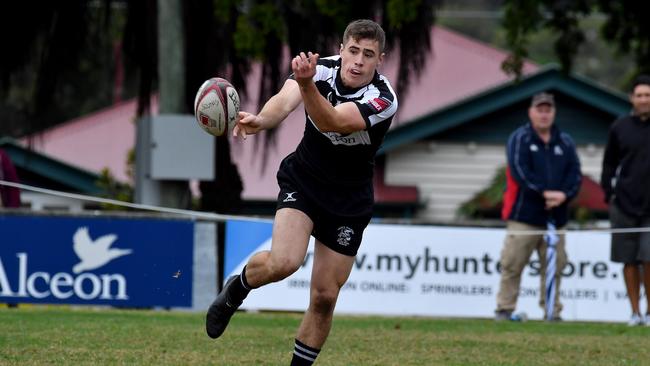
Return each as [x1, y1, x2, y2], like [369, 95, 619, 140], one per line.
[206, 275, 243, 339]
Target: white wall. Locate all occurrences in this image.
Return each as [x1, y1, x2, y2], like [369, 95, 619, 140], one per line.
[21, 192, 84, 212]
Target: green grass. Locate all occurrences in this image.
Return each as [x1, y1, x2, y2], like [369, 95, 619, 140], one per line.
[0, 306, 649, 365]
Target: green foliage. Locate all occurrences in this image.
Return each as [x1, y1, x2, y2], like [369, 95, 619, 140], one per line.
[387, 0, 422, 30]
[439, 6, 635, 92]
[0, 2, 136, 137]
[598, 1, 650, 77]
[96, 167, 133, 210]
[502, 0, 650, 80]
[457, 166, 506, 219]
[315, 0, 348, 19]
[213, 0, 241, 23]
[501, 0, 543, 78]
[96, 147, 136, 210]
[502, 0, 591, 79]
[233, 2, 286, 59]
[573, 206, 594, 225]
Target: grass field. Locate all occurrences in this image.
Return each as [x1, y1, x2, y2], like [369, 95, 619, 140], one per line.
[1, 306, 649, 365]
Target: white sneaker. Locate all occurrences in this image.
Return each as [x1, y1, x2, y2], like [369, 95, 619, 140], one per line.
[628, 313, 643, 326]
[644, 314, 650, 326]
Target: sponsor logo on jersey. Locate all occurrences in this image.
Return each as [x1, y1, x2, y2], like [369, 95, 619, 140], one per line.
[322, 131, 371, 146]
[367, 97, 390, 113]
[283, 192, 297, 202]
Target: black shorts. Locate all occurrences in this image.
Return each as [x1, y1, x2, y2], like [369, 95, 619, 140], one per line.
[276, 154, 373, 256]
[609, 201, 650, 263]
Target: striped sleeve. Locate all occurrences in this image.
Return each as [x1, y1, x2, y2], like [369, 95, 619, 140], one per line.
[355, 75, 398, 128]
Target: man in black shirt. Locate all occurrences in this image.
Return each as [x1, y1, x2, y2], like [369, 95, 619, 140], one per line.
[205, 19, 398, 365]
[601, 74, 650, 326]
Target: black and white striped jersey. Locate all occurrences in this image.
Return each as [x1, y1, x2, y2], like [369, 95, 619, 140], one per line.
[290, 55, 398, 186]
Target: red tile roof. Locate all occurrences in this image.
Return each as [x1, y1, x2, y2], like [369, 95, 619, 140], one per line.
[23, 96, 159, 183]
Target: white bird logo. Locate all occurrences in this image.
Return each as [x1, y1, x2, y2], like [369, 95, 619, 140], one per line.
[72, 227, 133, 274]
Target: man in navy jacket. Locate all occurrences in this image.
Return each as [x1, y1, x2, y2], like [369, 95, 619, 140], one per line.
[495, 92, 582, 321]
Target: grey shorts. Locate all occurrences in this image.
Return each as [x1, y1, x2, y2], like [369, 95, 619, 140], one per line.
[609, 202, 650, 263]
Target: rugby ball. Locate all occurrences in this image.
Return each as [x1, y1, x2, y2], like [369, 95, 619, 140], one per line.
[194, 77, 240, 136]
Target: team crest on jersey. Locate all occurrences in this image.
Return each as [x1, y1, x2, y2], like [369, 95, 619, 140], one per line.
[336, 226, 355, 246]
[529, 144, 539, 152]
[554, 145, 564, 155]
[368, 97, 390, 113]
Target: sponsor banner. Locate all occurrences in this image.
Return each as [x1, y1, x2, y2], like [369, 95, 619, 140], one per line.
[0, 215, 194, 307]
[225, 221, 636, 322]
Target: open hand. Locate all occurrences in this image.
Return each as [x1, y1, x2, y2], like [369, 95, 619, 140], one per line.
[233, 111, 263, 140]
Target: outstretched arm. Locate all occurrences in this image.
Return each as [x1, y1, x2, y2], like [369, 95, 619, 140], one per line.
[233, 79, 302, 139]
[292, 52, 367, 134]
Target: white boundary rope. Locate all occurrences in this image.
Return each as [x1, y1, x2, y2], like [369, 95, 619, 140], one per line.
[2, 179, 650, 234]
[0, 179, 272, 223]
[505, 226, 650, 236]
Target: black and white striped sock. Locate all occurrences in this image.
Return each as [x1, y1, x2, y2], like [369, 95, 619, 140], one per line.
[290, 339, 320, 366]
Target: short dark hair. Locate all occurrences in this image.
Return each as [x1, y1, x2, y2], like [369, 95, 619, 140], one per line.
[342, 19, 385, 52]
[631, 74, 650, 92]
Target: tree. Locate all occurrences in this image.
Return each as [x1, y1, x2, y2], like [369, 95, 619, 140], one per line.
[1, 0, 441, 213]
[501, 0, 650, 83]
[598, 1, 650, 77]
[501, 0, 591, 79]
[0, 1, 134, 138]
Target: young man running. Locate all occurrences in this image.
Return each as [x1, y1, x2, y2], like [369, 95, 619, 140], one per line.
[206, 19, 398, 365]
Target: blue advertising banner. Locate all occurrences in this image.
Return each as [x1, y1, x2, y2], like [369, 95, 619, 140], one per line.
[0, 215, 194, 307]
[224, 220, 272, 277]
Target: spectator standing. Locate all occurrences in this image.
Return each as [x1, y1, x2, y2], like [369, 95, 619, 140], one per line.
[601, 75, 650, 326]
[495, 92, 582, 321]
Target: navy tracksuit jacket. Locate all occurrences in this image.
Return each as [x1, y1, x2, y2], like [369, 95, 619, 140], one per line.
[501, 123, 582, 227]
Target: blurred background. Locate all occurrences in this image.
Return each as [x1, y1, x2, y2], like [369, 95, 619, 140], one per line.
[1, 0, 646, 222]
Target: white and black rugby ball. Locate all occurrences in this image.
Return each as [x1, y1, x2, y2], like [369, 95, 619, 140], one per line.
[194, 77, 240, 136]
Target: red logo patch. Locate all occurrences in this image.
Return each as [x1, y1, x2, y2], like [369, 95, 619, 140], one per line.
[200, 115, 210, 126]
[368, 98, 390, 112]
